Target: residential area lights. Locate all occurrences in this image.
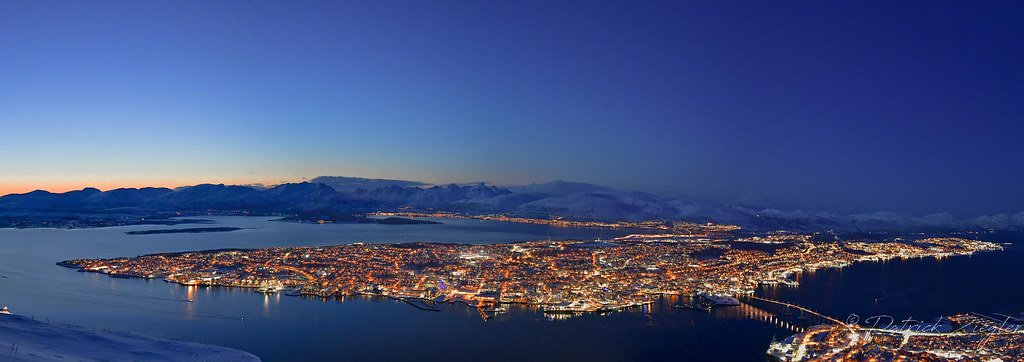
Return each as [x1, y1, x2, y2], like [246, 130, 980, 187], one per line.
[60, 237, 1001, 317]
[367, 211, 740, 233]
[768, 314, 1024, 361]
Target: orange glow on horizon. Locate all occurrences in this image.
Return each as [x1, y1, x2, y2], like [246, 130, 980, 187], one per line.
[0, 177, 298, 197]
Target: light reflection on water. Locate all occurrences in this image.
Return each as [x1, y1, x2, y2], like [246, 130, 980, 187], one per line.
[0, 217, 1018, 361]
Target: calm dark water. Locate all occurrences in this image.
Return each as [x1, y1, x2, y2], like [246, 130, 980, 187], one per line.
[758, 233, 1024, 324]
[0, 217, 1017, 361]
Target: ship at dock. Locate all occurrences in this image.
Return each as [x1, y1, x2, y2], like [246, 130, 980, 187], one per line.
[699, 294, 741, 306]
[674, 293, 741, 311]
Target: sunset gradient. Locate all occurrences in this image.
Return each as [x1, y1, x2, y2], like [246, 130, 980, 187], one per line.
[3, 1, 1023, 216]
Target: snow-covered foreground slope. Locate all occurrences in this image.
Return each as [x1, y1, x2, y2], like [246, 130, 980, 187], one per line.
[0, 314, 260, 361]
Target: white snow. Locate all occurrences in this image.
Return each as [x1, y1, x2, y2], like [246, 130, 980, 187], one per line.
[0, 314, 260, 361]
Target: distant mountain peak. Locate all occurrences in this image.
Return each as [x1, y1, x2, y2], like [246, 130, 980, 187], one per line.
[3, 177, 1024, 232]
[310, 176, 429, 192]
[506, 180, 612, 196]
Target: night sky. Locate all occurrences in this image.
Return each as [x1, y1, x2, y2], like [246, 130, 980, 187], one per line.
[2, 1, 1022, 216]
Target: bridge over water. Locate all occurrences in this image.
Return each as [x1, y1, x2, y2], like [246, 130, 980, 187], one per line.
[740, 295, 850, 329]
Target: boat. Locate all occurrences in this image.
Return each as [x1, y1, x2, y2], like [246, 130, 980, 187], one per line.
[674, 302, 711, 311]
[698, 294, 741, 306]
[256, 285, 284, 294]
[484, 306, 507, 314]
[543, 302, 584, 314]
[0, 306, 10, 315]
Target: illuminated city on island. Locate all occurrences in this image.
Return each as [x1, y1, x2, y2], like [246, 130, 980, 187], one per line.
[60, 233, 1002, 306]
[3, 1, 1024, 361]
[59, 219, 1014, 360]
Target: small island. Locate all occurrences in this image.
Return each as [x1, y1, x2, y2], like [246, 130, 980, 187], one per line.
[125, 227, 244, 235]
[278, 214, 441, 225]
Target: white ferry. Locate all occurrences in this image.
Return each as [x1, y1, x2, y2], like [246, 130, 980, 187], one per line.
[699, 294, 741, 306]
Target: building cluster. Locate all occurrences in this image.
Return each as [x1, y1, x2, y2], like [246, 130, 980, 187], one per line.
[768, 314, 1024, 361]
[844, 237, 1002, 261]
[367, 211, 740, 233]
[60, 236, 1000, 317]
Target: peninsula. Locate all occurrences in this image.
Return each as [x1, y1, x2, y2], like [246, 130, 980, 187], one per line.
[125, 227, 244, 235]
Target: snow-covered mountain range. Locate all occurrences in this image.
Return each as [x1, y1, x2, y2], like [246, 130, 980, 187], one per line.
[3, 176, 1022, 232]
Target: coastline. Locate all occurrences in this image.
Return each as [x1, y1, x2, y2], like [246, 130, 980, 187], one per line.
[56, 238, 1003, 316]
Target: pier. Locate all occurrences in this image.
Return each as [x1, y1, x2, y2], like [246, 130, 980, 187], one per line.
[380, 295, 441, 312]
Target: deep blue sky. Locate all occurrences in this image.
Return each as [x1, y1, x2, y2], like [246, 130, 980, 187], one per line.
[1, 1, 1022, 216]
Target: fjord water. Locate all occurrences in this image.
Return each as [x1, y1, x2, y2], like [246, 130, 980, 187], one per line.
[0, 217, 1018, 361]
[758, 231, 1024, 324]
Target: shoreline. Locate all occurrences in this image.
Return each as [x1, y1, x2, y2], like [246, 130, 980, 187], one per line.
[57, 238, 1004, 317]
